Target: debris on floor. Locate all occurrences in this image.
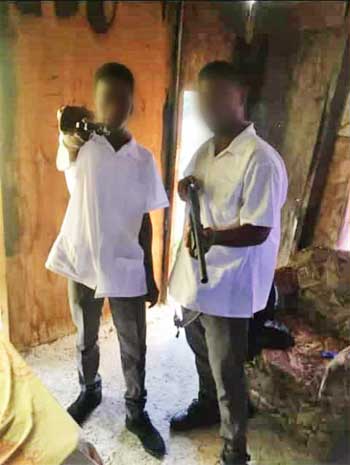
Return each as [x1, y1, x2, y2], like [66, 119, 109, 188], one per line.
[23, 307, 315, 465]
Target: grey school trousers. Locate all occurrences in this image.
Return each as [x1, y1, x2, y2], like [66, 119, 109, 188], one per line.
[68, 280, 147, 419]
[183, 308, 249, 452]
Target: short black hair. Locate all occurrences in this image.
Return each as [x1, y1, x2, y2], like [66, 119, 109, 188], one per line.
[94, 62, 134, 92]
[199, 61, 247, 88]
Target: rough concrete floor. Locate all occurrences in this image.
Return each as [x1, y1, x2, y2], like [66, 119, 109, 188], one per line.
[24, 306, 314, 465]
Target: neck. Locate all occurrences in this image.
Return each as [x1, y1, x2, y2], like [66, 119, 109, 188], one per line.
[109, 126, 130, 140]
[106, 126, 132, 151]
[213, 120, 250, 155]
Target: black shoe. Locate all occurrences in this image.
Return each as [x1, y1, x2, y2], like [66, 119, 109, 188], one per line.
[220, 443, 251, 465]
[67, 385, 102, 426]
[248, 398, 257, 419]
[170, 399, 220, 432]
[126, 411, 166, 459]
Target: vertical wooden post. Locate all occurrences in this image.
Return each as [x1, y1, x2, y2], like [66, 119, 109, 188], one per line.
[0, 1, 13, 339]
[0, 181, 9, 337]
[160, 0, 184, 301]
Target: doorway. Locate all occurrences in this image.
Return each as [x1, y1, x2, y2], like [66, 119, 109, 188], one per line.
[168, 90, 211, 271]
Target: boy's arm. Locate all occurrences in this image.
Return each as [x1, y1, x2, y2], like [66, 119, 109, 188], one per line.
[139, 213, 159, 308]
[56, 132, 84, 171]
[56, 106, 91, 171]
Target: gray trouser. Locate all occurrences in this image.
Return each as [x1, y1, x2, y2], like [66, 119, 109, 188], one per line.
[68, 280, 147, 419]
[183, 308, 249, 451]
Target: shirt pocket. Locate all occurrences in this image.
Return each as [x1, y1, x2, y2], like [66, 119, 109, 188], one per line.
[210, 177, 243, 226]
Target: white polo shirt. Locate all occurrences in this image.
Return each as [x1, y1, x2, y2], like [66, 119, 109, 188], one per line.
[169, 124, 288, 318]
[46, 135, 169, 298]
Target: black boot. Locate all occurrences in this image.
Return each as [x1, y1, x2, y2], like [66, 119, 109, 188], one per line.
[126, 411, 166, 459]
[67, 382, 102, 426]
[248, 397, 257, 419]
[170, 399, 220, 432]
[220, 442, 251, 465]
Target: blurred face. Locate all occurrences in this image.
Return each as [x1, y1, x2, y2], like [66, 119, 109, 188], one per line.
[94, 77, 133, 128]
[198, 77, 246, 134]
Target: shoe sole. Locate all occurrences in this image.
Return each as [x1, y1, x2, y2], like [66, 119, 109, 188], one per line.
[170, 419, 220, 432]
[125, 424, 166, 460]
[67, 399, 102, 426]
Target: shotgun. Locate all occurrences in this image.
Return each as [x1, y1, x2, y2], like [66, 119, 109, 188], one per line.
[188, 182, 209, 284]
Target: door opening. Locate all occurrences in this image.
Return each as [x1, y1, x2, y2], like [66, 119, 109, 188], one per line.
[168, 90, 211, 273]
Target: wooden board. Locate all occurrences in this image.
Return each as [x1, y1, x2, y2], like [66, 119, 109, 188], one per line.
[314, 137, 350, 248]
[257, 28, 347, 265]
[0, 181, 9, 337]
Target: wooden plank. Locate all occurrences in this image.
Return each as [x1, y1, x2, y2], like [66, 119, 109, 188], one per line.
[160, 1, 184, 301]
[0, 181, 9, 338]
[257, 28, 347, 265]
[298, 37, 350, 249]
[290, 1, 346, 30]
[313, 137, 350, 248]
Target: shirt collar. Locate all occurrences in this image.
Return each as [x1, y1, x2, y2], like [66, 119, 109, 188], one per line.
[210, 123, 256, 158]
[91, 134, 138, 158]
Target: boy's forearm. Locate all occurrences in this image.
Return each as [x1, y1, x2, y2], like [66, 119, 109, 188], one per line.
[56, 133, 83, 171]
[139, 214, 156, 285]
[211, 224, 271, 247]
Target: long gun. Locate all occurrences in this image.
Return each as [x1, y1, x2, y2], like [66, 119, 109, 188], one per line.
[188, 182, 209, 284]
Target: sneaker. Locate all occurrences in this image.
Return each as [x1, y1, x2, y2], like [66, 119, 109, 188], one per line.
[126, 411, 166, 459]
[170, 399, 220, 431]
[220, 442, 251, 465]
[67, 385, 102, 426]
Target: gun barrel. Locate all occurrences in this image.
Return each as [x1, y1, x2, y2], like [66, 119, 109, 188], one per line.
[76, 121, 111, 136]
[188, 184, 208, 284]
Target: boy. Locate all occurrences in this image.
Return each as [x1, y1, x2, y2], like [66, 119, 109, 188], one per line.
[46, 63, 169, 458]
[169, 61, 288, 465]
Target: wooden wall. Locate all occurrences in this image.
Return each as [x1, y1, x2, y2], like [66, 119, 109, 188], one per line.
[314, 95, 350, 248]
[181, 3, 235, 90]
[0, 1, 172, 348]
[256, 28, 348, 265]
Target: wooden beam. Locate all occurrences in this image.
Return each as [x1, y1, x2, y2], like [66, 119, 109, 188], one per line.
[54, 1, 79, 18]
[160, 1, 184, 301]
[266, 29, 347, 264]
[14, 1, 42, 16]
[0, 181, 9, 338]
[298, 37, 350, 248]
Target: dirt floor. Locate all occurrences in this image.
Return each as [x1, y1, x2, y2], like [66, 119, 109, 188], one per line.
[24, 306, 315, 465]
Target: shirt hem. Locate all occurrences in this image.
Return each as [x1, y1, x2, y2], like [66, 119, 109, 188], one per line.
[176, 301, 253, 319]
[45, 262, 96, 290]
[146, 200, 169, 212]
[94, 289, 147, 299]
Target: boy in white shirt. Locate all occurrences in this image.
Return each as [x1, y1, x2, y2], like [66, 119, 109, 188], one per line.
[169, 61, 288, 465]
[46, 63, 169, 458]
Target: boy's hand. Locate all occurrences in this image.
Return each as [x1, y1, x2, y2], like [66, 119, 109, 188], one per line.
[178, 176, 200, 201]
[145, 279, 159, 308]
[186, 224, 215, 258]
[58, 105, 93, 134]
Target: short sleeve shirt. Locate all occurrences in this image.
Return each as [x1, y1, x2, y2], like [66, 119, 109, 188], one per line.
[169, 124, 288, 317]
[46, 135, 169, 298]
